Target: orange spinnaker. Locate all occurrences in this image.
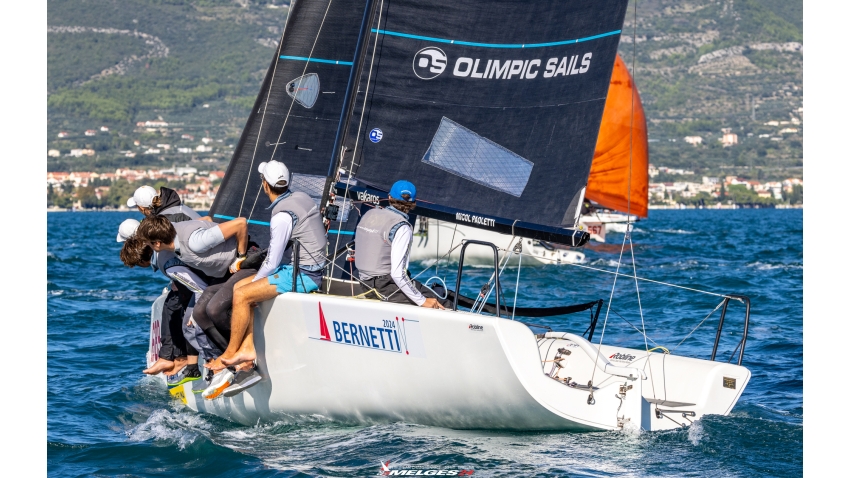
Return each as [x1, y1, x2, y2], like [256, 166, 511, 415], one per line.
[587, 54, 649, 218]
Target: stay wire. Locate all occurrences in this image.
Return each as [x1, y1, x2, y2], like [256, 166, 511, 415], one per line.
[330, 0, 385, 270]
[237, 13, 291, 216]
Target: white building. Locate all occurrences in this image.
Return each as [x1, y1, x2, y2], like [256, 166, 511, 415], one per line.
[684, 136, 703, 146]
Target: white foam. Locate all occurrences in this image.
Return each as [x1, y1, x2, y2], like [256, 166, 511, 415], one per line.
[688, 418, 704, 445]
[654, 229, 695, 234]
[126, 408, 212, 450]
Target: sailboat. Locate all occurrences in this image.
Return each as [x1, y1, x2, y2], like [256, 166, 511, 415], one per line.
[408, 52, 649, 261]
[150, 0, 751, 432]
[579, 53, 649, 242]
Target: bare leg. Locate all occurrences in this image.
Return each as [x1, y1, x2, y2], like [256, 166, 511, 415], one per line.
[217, 218, 248, 255]
[165, 356, 188, 375]
[219, 278, 278, 366]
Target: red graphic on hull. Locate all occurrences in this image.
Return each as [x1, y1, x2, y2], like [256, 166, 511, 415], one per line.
[318, 302, 331, 341]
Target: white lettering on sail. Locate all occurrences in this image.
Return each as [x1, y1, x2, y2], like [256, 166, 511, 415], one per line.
[455, 212, 496, 227]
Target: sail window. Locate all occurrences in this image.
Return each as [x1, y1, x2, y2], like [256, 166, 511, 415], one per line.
[421, 117, 533, 197]
[286, 73, 320, 109]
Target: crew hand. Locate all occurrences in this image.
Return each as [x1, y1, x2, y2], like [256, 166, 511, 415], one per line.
[229, 256, 246, 273]
[421, 298, 445, 309]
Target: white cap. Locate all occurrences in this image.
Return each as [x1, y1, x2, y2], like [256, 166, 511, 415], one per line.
[116, 218, 140, 242]
[258, 160, 290, 188]
[127, 185, 157, 208]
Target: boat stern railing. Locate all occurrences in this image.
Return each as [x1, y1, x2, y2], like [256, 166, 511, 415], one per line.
[453, 240, 502, 317]
[711, 294, 751, 366]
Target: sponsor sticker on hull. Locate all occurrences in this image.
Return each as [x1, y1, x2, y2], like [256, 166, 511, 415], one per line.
[305, 302, 426, 358]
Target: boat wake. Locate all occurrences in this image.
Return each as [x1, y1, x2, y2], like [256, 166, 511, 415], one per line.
[126, 408, 211, 450]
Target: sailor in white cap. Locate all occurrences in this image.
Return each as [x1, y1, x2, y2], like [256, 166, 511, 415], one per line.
[204, 160, 328, 399]
[116, 218, 140, 242]
[127, 185, 207, 222]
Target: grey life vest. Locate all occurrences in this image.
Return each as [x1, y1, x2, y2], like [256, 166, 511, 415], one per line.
[172, 220, 236, 278]
[271, 191, 328, 268]
[355, 207, 410, 280]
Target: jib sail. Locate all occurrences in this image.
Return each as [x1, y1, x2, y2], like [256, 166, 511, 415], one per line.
[210, 0, 367, 247]
[331, 0, 629, 245]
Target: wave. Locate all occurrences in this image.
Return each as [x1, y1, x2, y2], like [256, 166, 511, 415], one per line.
[652, 229, 696, 234]
[125, 408, 211, 450]
[746, 262, 802, 271]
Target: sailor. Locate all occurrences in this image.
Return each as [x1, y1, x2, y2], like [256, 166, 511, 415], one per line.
[127, 185, 209, 223]
[354, 180, 449, 309]
[205, 160, 328, 399]
[116, 218, 140, 243]
[119, 236, 207, 387]
[136, 215, 249, 279]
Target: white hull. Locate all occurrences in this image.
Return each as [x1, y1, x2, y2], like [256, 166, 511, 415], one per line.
[410, 219, 585, 266]
[158, 293, 750, 432]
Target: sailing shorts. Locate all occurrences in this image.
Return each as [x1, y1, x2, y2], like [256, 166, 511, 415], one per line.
[267, 264, 319, 294]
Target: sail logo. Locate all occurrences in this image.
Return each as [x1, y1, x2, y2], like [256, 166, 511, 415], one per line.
[452, 54, 593, 79]
[356, 191, 381, 204]
[369, 128, 384, 143]
[413, 47, 448, 79]
[306, 302, 427, 357]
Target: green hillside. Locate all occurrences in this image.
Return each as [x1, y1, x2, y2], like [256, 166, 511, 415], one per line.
[47, 0, 803, 182]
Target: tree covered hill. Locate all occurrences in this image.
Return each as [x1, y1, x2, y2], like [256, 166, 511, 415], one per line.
[47, 0, 802, 182]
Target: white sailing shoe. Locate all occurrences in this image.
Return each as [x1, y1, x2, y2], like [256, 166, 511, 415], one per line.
[222, 367, 262, 397]
[202, 368, 234, 400]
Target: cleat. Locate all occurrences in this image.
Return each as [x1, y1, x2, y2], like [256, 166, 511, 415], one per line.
[202, 368, 234, 400]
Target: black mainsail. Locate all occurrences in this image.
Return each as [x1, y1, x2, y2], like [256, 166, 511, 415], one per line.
[331, 0, 629, 245]
[210, 0, 368, 247]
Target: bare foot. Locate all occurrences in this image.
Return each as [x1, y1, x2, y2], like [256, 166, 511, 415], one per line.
[165, 357, 188, 375]
[220, 348, 256, 368]
[206, 357, 226, 372]
[143, 357, 174, 375]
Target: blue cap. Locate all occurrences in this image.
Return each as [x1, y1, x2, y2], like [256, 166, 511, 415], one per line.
[389, 180, 416, 202]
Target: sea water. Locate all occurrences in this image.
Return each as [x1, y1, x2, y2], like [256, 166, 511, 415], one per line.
[48, 209, 802, 476]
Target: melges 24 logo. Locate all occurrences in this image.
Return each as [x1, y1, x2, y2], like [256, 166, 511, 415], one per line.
[412, 47, 447, 79]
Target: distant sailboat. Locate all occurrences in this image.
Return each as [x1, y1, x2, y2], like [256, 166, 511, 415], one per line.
[579, 53, 649, 242]
[152, 0, 751, 432]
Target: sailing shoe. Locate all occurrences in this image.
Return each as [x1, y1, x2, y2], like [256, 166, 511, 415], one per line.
[202, 368, 235, 400]
[221, 367, 263, 397]
[166, 365, 201, 388]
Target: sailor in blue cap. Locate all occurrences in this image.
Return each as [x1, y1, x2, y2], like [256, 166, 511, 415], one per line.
[354, 180, 449, 309]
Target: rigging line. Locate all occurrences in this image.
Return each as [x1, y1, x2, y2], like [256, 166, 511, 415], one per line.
[589, 216, 631, 389]
[511, 240, 522, 321]
[628, 0, 656, 401]
[330, 0, 385, 271]
[608, 308, 662, 348]
[669, 300, 725, 355]
[238, 10, 292, 216]
[246, 183, 263, 222]
[523, 256, 732, 299]
[268, 0, 336, 165]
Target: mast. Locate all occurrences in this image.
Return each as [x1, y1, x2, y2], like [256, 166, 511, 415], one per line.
[320, 0, 378, 212]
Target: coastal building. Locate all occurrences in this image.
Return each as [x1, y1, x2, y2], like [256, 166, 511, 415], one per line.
[684, 136, 703, 146]
[196, 145, 213, 153]
[48, 149, 60, 158]
[57, 132, 69, 138]
[720, 128, 738, 147]
[85, 130, 97, 136]
[100, 126, 109, 132]
[779, 128, 799, 134]
[69, 149, 96, 157]
[648, 164, 659, 178]
[181, 134, 194, 140]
